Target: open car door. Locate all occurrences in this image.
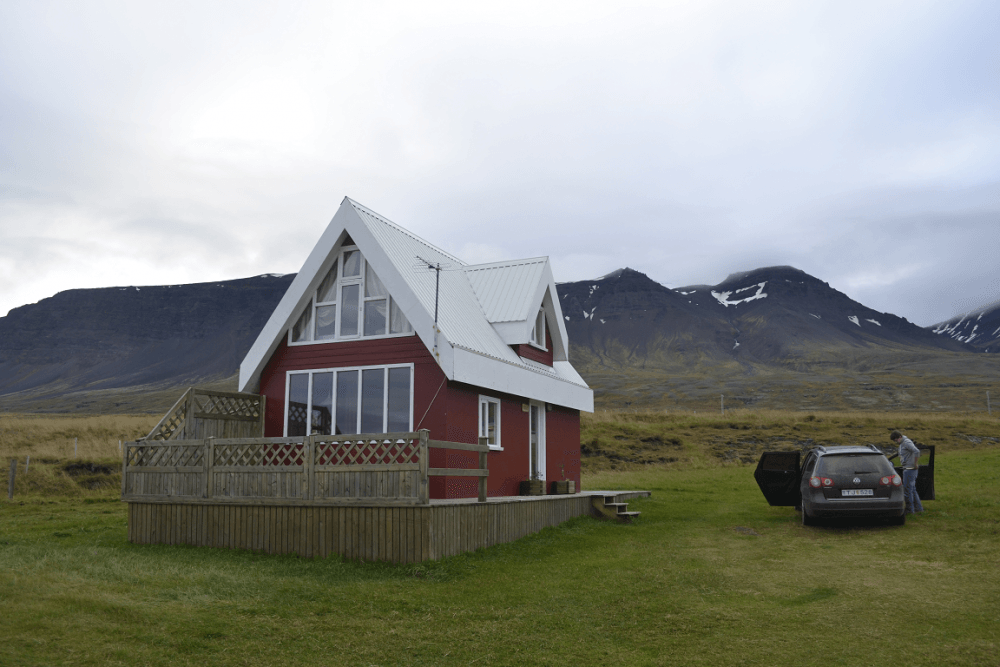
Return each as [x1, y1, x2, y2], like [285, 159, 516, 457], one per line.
[889, 444, 935, 501]
[754, 451, 801, 506]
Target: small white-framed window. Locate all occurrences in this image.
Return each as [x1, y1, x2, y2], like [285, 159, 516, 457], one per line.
[478, 396, 501, 450]
[289, 246, 412, 345]
[530, 309, 546, 349]
[285, 364, 413, 436]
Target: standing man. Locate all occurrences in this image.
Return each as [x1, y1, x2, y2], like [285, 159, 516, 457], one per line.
[891, 430, 924, 514]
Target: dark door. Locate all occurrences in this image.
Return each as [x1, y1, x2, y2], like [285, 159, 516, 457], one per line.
[892, 445, 935, 501]
[754, 451, 801, 506]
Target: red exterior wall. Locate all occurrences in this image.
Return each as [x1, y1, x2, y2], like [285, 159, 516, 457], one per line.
[511, 328, 554, 366]
[257, 334, 582, 499]
[544, 404, 582, 492]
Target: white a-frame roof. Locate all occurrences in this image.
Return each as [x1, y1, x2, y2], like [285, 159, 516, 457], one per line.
[239, 198, 593, 411]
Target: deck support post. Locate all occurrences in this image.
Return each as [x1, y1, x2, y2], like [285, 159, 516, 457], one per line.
[478, 437, 488, 503]
[419, 429, 430, 505]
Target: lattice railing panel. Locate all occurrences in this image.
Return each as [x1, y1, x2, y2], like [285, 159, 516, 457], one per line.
[214, 441, 305, 467]
[146, 397, 189, 441]
[127, 443, 205, 467]
[194, 392, 262, 418]
[314, 438, 420, 466]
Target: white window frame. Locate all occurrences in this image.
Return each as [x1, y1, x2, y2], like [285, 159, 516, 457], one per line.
[528, 400, 546, 480]
[283, 363, 414, 436]
[478, 396, 502, 451]
[288, 245, 414, 346]
[530, 308, 547, 350]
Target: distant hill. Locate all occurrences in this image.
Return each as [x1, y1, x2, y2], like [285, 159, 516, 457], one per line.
[1, 267, 994, 414]
[0, 275, 294, 411]
[931, 301, 1000, 353]
[558, 265, 969, 369]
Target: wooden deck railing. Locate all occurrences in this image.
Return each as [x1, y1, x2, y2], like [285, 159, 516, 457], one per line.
[143, 387, 265, 441]
[121, 430, 489, 506]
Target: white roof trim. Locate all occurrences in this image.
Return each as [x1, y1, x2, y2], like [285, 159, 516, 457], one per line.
[239, 198, 592, 411]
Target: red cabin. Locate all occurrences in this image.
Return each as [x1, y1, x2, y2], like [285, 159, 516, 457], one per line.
[239, 198, 594, 499]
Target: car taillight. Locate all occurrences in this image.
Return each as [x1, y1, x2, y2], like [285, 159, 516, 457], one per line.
[892, 474, 901, 486]
[879, 474, 903, 486]
[810, 476, 834, 488]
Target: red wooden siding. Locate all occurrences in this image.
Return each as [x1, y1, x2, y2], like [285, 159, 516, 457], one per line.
[511, 328, 554, 366]
[544, 404, 582, 491]
[258, 334, 581, 500]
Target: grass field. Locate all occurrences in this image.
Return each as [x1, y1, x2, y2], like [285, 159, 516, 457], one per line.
[3, 409, 999, 666]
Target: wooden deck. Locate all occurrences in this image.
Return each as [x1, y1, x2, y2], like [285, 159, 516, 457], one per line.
[123, 398, 650, 562]
[125, 491, 649, 563]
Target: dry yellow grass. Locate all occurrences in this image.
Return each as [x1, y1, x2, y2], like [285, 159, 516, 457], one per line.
[0, 413, 160, 461]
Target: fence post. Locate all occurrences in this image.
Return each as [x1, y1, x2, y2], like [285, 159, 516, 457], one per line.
[478, 437, 488, 503]
[418, 429, 430, 505]
[8, 458, 16, 499]
[304, 436, 314, 500]
[205, 438, 215, 499]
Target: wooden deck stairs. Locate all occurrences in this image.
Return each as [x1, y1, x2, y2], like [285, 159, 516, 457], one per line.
[590, 492, 645, 523]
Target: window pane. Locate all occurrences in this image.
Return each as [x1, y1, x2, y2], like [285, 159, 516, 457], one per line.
[287, 374, 309, 436]
[340, 284, 359, 336]
[315, 304, 336, 339]
[316, 259, 338, 303]
[389, 299, 412, 334]
[361, 369, 385, 433]
[335, 371, 358, 435]
[365, 265, 388, 298]
[311, 372, 333, 435]
[364, 299, 387, 336]
[487, 401, 497, 446]
[387, 367, 411, 432]
[291, 306, 312, 342]
[343, 250, 361, 277]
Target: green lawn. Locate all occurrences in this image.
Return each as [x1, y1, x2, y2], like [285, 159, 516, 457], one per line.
[2, 449, 998, 666]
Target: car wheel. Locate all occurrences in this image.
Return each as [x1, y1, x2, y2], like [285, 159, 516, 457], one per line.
[892, 513, 906, 526]
[801, 509, 814, 527]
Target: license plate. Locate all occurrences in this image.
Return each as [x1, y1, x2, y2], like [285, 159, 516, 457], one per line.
[842, 489, 874, 497]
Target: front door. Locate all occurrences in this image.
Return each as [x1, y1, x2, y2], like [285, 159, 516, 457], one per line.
[529, 401, 546, 481]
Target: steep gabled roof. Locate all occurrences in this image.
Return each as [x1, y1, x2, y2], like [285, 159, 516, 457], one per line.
[239, 198, 592, 411]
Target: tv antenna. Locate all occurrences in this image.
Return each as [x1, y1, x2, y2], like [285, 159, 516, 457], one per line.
[414, 256, 453, 326]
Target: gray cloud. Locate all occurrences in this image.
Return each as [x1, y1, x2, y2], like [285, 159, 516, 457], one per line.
[1, 1, 997, 328]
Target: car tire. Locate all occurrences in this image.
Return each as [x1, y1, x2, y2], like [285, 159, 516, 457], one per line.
[891, 513, 906, 526]
[801, 509, 814, 527]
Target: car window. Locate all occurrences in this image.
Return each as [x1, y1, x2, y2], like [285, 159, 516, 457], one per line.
[817, 454, 890, 476]
[802, 454, 817, 475]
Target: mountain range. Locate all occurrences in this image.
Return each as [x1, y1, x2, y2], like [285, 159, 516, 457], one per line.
[1, 267, 996, 413]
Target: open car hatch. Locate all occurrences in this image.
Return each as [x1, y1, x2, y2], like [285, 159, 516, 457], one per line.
[754, 451, 801, 506]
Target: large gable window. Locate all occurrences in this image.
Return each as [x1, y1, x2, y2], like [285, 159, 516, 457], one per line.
[291, 245, 412, 344]
[285, 365, 413, 436]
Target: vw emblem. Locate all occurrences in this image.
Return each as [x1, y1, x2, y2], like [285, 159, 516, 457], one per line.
[853, 477, 861, 485]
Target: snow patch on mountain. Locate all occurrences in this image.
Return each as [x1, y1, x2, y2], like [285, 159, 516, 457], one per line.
[711, 282, 767, 307]
[848, 316, 860, 326]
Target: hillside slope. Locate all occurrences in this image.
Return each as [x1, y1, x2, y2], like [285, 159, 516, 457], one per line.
[0, 275, 294, 410]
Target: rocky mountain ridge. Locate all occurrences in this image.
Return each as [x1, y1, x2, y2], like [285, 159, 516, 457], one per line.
[0, 267, 991, 412]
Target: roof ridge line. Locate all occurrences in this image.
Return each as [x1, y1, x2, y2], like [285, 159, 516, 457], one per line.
[345, 198, 467, 266]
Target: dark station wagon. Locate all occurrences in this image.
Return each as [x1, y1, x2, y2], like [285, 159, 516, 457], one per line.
[754, 444, 935, 526]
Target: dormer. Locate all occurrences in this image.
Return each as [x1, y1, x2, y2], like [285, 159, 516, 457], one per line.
[464, 259, 569, 367]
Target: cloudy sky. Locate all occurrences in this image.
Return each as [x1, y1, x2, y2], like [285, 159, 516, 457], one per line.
[1, 1, 998, 326]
